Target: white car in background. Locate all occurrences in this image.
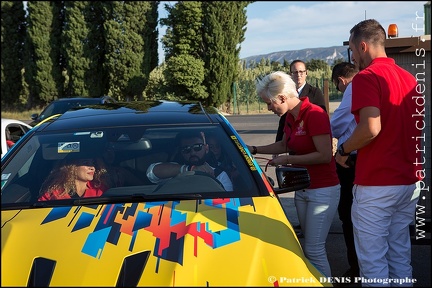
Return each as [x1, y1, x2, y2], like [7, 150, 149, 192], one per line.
[1, 118, 32, 159]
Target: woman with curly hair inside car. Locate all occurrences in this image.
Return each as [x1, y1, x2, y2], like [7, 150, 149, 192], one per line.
[38, 158, 108, 201]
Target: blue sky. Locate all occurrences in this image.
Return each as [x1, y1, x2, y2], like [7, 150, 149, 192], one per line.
[158, 1, 428, 62]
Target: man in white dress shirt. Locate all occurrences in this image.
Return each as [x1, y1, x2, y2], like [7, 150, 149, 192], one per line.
[330, 62, 359, 278]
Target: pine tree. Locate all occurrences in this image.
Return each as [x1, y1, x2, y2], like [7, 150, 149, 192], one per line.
[63, 1, 91, 97]
[202, 2, 249, 109]
[104, 1, 152, 100]
[1, 1, 26, 109]
[85, 1, 109, 98]
[161, 1, 250, 106]
[24, 1, 61, 106]
[161, 1, 207, 100]
[142, 1, 159, 86]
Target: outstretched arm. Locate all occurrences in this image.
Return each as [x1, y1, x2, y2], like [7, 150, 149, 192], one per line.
[146, 162, 185, 183]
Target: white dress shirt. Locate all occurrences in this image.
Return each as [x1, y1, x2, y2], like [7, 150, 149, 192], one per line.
[330, 82, 357, 153]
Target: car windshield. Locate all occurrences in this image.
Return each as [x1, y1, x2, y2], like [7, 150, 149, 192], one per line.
[1, 125, 261, 207]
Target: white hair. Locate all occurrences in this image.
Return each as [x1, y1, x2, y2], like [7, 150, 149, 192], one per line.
[256, 71, 298, 101]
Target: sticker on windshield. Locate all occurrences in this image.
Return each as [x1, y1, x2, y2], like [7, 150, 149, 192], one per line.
[90, 131, 104, 138]
[1, 173, 11, 181]
[1, 173, 11, 189]
[58, 142, 80, 153]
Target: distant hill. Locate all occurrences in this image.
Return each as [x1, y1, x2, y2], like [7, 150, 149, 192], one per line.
[241, 46, 349, 67]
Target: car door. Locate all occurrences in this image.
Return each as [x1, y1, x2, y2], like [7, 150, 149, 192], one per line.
[2, 122, 31, 158]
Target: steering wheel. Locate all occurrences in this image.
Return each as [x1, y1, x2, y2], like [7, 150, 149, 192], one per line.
[152, 171, 225, 194]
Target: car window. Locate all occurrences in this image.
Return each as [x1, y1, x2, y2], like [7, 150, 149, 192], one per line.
[39, 100, 94, 121]
[36, 98, 115, 123]
[7, 124, 30, 142]
[2, 122, 31, 158]
[1, 125, 260, 206]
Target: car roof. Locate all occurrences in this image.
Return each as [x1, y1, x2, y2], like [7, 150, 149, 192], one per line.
[54, 98, 100, 102]
[1, 118, 32, 128]
[34, 100, 222, 131]
[50, 96, 114, 102]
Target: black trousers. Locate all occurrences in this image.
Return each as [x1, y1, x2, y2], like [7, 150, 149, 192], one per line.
[336, 154, 359, 273]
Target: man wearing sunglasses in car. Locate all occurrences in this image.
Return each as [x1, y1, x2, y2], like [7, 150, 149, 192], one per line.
[146, 130, 233, 191]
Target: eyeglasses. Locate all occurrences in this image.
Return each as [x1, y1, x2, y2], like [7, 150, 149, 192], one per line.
[181, 143, 204, 154]
[291, 70, 306, 75]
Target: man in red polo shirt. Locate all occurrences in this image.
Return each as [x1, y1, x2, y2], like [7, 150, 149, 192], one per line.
[335, 19, 422, 286]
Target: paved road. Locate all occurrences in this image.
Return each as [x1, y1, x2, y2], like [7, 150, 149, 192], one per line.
[226, 112, 431, 287]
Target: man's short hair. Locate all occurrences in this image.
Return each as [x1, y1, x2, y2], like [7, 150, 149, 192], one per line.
[349, 19, 386, 47]
[290, 59, 307, 72]
[331, 62, 358, 83]
[176, 130, 206, 144]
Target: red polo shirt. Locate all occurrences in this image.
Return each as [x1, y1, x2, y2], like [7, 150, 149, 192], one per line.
[351, 57, 422, 185]
[38, 181, 105, 201]
[284, 97, 339, 189]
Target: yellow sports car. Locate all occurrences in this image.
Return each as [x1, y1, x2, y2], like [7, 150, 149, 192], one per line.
[2, 100, 331, 286]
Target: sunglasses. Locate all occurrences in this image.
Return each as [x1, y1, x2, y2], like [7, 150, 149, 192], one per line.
[75, 159, 95, 166]
[181, 143, 205, 154]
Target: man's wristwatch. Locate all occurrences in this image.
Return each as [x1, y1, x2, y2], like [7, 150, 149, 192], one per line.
[337, 143, 350, 156]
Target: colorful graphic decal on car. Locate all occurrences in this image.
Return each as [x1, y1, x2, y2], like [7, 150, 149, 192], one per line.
[40, 198, 255, 265]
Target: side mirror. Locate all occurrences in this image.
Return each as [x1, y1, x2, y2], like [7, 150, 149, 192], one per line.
[31, 113, 39, 121]
[273, 166, 310, 194]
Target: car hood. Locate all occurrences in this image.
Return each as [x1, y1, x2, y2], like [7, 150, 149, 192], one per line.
[1, 196, 330, 287]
